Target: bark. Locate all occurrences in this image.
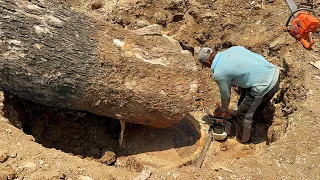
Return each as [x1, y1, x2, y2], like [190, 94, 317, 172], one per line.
[0, 0, 199, 127]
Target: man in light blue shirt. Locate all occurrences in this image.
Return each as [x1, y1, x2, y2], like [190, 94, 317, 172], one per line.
[198, 46, 280, 143]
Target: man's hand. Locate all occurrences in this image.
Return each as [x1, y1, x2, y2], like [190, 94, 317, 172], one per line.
[214, 107, 229, 118]
[214, 106, 236, 118]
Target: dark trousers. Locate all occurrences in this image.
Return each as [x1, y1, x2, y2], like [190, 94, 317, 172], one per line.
[235, 78, 280, 143]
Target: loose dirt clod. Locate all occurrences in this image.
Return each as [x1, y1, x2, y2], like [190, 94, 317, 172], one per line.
[219, 142, 229, 151]
[100, 151, 116, 165]
[91, 2, 103, 10]
[50, 173, 66, 180]
[116, 157, 144, 172]
[78, 175, 94, 180]
[0, 166, 17, 180]
[0, 150, 9, 163]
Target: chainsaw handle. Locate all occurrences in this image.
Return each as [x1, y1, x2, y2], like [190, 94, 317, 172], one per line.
[301, 32, 315, 49]
[285, 8, 318, 27]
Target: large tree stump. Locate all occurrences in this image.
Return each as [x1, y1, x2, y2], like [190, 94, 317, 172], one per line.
[0, 0, 199, 127]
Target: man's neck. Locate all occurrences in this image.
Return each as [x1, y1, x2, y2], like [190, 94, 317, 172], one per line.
[207, 51, 217, 64]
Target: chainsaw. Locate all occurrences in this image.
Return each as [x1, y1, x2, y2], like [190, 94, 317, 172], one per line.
[285, 0, 319, 49]
[204, 115, 234, 141]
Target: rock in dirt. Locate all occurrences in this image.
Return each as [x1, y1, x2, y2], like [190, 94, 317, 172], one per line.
[268, 36, 291, 56]
[5, 129, 12, 134]
[22, 162, 37, 168]
[219, 142, 230, 151]
[154, 9, 171, 26]
[0, 150, 9, 163]
[136, 19, 151, 28]
[100, 151, 116, 165]
[9, 152, 17, 158]
[78, 175, 94, 180]
[133, 24, 162, 36]
[51, 173, 66, 180]
[134, 167, 152, 180]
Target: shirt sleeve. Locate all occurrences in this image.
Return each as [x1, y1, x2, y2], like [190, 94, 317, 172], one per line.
[215, 79, 231, 112]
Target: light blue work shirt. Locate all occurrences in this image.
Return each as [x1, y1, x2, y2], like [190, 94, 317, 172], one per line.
[211, 46, 279, 111]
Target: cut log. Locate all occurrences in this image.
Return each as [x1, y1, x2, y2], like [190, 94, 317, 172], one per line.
[0, 0, 199, 127]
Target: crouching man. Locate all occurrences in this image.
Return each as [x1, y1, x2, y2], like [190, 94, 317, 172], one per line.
[198, 46, 280, 143]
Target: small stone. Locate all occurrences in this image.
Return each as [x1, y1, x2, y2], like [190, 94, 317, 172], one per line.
[78, 175, 94, 180]
[136, 19, 150, 28]
[100, 151, 116, 165]
[23, 162, 37, 168]
[5, 129, 12, 134]
[9, 152, 17, 158]
[253, 4, 262, 10]
[249, 144, 255, 149]
[230, 175, 237, 179]
[154, 10, 168, 26]
[0, 150, 9, 163]
[194, 46, 201, 55]
[51, 173, 66, 180]
[133, 24, 162, 36]
[269, 36, 286, 49]
[219, 142, 229, 151]
[26, 135, 35, 142]
[134, 167, 152, 180]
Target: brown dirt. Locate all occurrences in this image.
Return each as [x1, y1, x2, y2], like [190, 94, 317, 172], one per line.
[1, 0, 320, 179]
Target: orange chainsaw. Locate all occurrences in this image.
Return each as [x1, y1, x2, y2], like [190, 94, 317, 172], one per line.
[285, 0, 319, 49]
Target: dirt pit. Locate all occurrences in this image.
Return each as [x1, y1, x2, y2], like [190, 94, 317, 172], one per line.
[3, 95, 205, 170]
[2, 86, 294, 171]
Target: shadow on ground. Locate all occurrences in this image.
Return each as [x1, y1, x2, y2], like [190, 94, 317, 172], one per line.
[251, 104, 275, 144]
[3, 95, 201, 160]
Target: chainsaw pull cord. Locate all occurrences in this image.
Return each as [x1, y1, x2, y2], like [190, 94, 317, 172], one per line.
[308, 32, 313, 43]
[300, 32, 315, 49]
[285, 8, 318, 27]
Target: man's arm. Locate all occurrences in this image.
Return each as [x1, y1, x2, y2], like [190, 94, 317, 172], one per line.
[216, 79, 232, 112]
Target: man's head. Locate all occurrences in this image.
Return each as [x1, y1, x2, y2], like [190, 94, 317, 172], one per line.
[198, 47, 214, 68]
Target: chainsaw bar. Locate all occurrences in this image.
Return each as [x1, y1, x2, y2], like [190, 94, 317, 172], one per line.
[194, 129, 214, 168]
[285, 0, 298, 14]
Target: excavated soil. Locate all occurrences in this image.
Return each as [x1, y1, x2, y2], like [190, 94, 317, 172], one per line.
[1, 0, 320, 179]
